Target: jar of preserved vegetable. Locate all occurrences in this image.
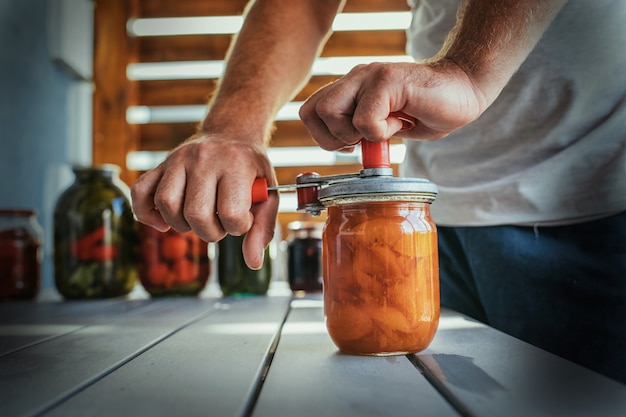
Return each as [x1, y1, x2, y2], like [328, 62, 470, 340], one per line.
[286, 221, 323, 293]
[217, 234, 271, 297]
[318, 177, 439, 356]
[53, 165, 137, 299]
[137, 223, 210, 297]
[0, 209, 43, 300]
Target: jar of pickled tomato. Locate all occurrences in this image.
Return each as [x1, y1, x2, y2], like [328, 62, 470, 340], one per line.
[318, 177, 439, 356]
[137, 224, 210, 297]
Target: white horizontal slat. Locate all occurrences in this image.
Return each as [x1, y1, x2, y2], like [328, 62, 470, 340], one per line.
[126, 144, 406, 170]
[127, 12, 411, 37]
[127, 55, 414, 80]
[126, 102, 303, 124]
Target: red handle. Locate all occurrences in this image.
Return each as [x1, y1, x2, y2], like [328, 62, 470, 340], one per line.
[252, 175, 321, 208]
[252, 177, 269, 203]
[361, 111, 416, 169]
[361, 141, 391, 169]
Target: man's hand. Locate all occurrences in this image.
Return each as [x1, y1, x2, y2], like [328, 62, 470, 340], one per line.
[299, 0, 566, 151]
[130, 133, 279, 270]
[299, 60, 485, 151]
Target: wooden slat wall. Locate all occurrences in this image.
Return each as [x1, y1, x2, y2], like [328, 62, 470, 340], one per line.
[93, 0, 411, 237]
[93, 0, 140, 186]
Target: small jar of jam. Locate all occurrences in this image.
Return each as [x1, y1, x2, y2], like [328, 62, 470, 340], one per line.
[286, 221, 323, 293]
[137, 223, 210, 297]
[0, 209, 43, 300]
[318, 177, 439, 356]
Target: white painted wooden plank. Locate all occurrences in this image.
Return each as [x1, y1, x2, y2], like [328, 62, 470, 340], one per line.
[41, 296, 292, 417]
[0, 299, 156, 356]
[414, 309, 626, 417]
[0, 298, 221, 417]
[252, 296, 459, 417]
[0, 298, 153, 325]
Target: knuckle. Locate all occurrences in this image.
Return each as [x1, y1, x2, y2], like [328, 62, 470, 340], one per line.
[315, 100, 335, 119]
[217, 209, 251, 235]
[299, 103, 314, 122]
[182, 206, 206, 227]
[169, 223, 191, 234]
[153, 193, 176, 213]
[198, 228, 226, 243]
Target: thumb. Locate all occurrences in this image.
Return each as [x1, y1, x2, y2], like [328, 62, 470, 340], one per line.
[242, 196, 278, 270]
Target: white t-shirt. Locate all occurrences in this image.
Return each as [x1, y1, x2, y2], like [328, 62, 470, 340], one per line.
[402, 0, 626, 226]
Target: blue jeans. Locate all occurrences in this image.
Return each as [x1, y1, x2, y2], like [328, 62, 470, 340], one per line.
[438, 212, 626, 384]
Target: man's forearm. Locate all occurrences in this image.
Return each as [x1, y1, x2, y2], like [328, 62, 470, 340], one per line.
[436, 0, 567, 107]
[202, 0, 345, 143]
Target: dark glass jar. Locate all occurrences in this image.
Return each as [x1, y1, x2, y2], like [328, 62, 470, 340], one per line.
[217, 234, 271, 297]
[53, 165, 137, 299]
[287, 221, 323, 293]
[0, 209, 43, 300]
[137, 223, 210, 297]
[319, 177, 439, 356]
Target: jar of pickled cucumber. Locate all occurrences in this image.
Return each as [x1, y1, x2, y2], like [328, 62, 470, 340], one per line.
[318, 177, 439, 356]
[0, 209, 43, 300]
[53, 165, 137, 299]
[217, 234, 272, 297]
[137, 223, 210, 297]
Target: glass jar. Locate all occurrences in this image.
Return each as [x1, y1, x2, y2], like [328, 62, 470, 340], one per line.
[53, 165, 137, 299]
[0, 209, 43, 300]
[137, 223, 210, 297]
[217, 234, 272, 297]
[287, 221, 323, 293]
[319, 177, 439, 356]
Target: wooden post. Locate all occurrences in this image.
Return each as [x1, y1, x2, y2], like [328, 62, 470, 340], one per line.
[92, 0, 139, 187]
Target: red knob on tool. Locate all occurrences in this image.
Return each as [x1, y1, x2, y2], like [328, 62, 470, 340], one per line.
[295, 172, 321, 211]
[361, 140, 391, 169]
[361, 111, 416, 169]
[251, 177, 269, 203]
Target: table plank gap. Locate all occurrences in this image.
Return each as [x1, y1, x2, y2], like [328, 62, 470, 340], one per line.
[0, 298, 224, 417]
[252, 295, 459, 417]
[241, 297, 294, 417]
[37, 296, 293, 417]
[0, 298, 162, 356]
[33, 302, 222, 417]
[31, 304, 221, 417]
[406, 354, 477, 417]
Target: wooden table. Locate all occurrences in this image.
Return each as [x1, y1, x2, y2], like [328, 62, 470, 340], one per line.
[1, 285, 625, 417]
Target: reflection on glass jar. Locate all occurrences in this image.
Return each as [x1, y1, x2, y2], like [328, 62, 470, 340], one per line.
[0, 209, 43, 300]
[217, 234, 271, 297]
[319, 175, 439, 356]
[137, 223, 210, 297]
[287, 221, 323, 293]
[53, 165, 137, 299]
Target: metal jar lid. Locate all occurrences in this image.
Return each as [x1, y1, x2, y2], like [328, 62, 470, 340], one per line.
[318, 177, 438, 206]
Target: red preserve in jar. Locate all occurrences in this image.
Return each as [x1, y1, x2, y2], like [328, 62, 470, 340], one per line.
[0, 209, 43, 300]
[319, 177, 439, 356]
[137, 223, 210, 297]
[287, 221, 323, 293]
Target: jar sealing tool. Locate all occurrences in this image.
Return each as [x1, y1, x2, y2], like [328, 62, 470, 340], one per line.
[251, 112, 421, 215]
